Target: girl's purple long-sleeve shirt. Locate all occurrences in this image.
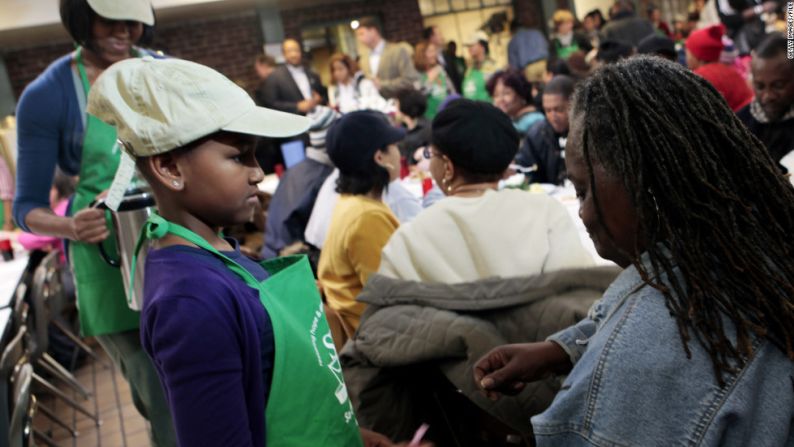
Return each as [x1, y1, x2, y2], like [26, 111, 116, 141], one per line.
[141, 241, 273, 447]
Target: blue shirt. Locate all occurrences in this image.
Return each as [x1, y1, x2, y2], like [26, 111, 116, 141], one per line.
[141, 239, 274, 447]
[534, 255, 794, 446]
[508, 29, 549, 69]
[513, 111, 545, 138]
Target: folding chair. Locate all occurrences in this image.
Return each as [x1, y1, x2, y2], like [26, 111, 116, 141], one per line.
[8, 362, 33, 447]
[1, 325, 27, 445]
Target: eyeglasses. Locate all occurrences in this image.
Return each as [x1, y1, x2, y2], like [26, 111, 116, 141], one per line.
[423, 147, 436, 160]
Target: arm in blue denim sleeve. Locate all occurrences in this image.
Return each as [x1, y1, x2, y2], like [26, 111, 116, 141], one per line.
[546, 316, 597, 366]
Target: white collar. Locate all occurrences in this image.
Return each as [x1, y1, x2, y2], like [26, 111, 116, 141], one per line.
[371, 40, 386, 55]
[750, 99, 794, 124]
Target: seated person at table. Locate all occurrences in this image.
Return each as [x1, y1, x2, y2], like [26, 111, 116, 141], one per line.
[486, 67, 545, 138]
[379, 99, 593, 284]
[516, 75, 575, 185]
[304, 117, 422, 250]
[475, 56, 794, 447]
[262, 106, 338, 259]
[87, 57, 405, 447]
[318, 110, 403, 338]
[394, 88, 431, 164]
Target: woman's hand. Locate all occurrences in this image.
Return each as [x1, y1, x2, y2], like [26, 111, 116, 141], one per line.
[473, 341, 571, 401]
[70, 208, 109, 243]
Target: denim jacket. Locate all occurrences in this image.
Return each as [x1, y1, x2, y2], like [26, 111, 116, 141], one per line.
[532, 257, 794, 446]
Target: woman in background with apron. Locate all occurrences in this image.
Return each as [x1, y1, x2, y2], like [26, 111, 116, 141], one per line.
[13, 0, 175, 444]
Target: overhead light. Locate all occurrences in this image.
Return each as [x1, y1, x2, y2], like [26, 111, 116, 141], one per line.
[350, 20, 360, 30]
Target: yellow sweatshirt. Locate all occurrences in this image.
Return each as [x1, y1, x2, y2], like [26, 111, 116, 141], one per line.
[318, 195, 399, 334]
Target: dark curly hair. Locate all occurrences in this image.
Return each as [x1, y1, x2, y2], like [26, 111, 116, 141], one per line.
[485, 67, 533, 103]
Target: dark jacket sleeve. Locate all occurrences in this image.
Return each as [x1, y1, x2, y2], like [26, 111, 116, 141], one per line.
[309, 71, 328, 105]
[254, 83, 268, 107]
[262, 69, 301, 114]
[575, 31, 593, 53]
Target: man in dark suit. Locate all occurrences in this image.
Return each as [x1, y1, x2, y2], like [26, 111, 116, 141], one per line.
[262, 38, 326, 116]
[424, 25, 462, 93]
[259, 39, 326, 172]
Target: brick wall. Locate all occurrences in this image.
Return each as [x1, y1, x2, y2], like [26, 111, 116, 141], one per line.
[1, 10, 264, 100]
[151, 11, 264, 92]
[513, 0, 548, 31]
[281, 0, 425, 45]
[4, 42, 74, 100]
[2, 1, 426, 101]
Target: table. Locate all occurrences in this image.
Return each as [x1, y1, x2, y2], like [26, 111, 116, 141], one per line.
[0, 231, 29, 309]
[258, 174, 280, 195]
[0, 256, 28, 309]
[0, 308, 12, 346]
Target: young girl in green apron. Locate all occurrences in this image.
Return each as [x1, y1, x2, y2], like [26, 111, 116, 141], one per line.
[12, 1, 174, 444]
[87, 56, 422, 447]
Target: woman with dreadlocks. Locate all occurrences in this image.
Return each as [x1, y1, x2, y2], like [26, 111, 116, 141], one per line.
[473, 56, 794, 445]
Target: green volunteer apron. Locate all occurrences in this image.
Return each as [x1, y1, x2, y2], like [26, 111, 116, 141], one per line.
[554, 39, 580, 60]
[68, 47, 140, 336]
[422, 70, 449, 120]
[462, 67, 490, 102]
[130, 213, 363, 446]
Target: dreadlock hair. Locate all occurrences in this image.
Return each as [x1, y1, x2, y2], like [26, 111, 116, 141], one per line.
[570, 56, 794, 386]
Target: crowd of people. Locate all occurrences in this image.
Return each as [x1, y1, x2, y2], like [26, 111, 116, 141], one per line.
[8, 0, 794, 445]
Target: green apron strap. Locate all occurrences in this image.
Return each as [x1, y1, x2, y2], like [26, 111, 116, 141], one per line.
[131, 213, 363, 446]
[129, 213, 261, 305]
[69, 46, 141, 336]
[75, 48, 92, 95]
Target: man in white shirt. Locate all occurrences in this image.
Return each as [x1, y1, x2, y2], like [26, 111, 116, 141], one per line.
[355, 18, 420, 99]
[262, 38, 326, 115]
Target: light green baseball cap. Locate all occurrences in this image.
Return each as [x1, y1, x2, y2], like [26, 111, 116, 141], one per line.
[87, 56, 311, 157]
[87, 0, 155, 26]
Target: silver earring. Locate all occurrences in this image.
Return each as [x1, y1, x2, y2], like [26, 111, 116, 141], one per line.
[172, 180, 180, 187]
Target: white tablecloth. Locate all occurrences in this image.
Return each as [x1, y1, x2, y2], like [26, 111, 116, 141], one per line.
[0, 256, 27, 309]
[0, 231, 29, 308]
[0, 308, 12, 343]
